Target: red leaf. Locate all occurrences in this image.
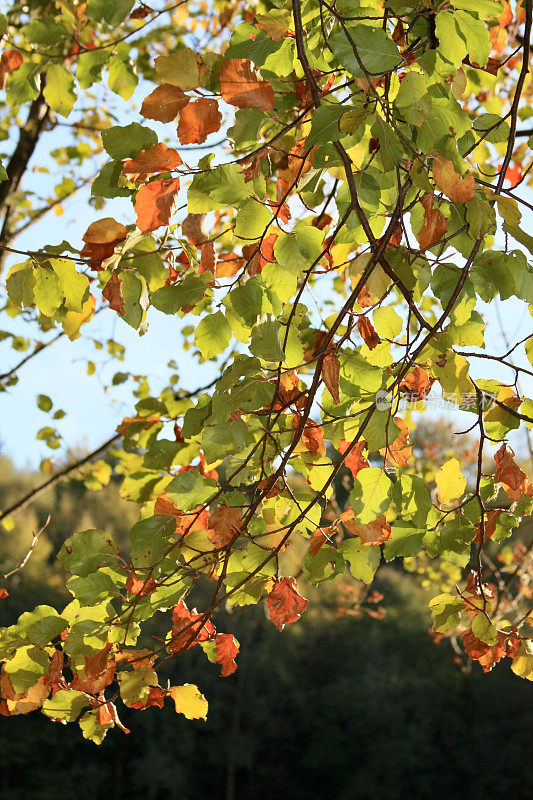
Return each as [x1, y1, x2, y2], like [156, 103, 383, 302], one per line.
[309, 525, 336, 557]
[102, 272, 125, 315]
[322, 353, 340, 404]
[135, 177, 180, 232]
[125, 567, 157, 596]
[267, 577, 308, 631]
[140, 83, 189, 122]
[122, 142, 182, 183]
[215, 633, 239, 676]
[0, 588, 8, 599]
[177, 98, 222, 144]
[219, 58, 275, 111]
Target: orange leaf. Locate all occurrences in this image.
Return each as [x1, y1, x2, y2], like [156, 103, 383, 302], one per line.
[399, 366, 435, 400]
[267, 577, 308, 631]
[215, 633, 239, 676]
[81, 218, 128, 269]
[341, 511, 391, 546]
[140, 83, 189, 122]
[309, 525, 336, 557]
[169, 601, 214, 654]
[433, 156, 475, 203]
[338, 439, 369, 480]
[494, 442, 532, 500]
[322, 353, 340, 404]
[380, 417, 411, 467]
[102, 272, 125, 315]
[417, 193, 448, 250]
[135, 177, 181, 232]
[0, 50, 23, 90]
[300, 420, 326, 456]
[177, 98, 222, 144]
[219, 58, 275, 111]
[207, 505, 242, 549]
[0, 673, 49, 716]
[122, 142, 182, 183]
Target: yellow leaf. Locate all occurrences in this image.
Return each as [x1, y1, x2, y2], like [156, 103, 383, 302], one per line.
[435, 458, 466, 504]
[169, 684, 208, 720]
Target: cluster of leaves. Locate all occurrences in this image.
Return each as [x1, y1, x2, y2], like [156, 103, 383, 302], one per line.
[0, 0, 533, 743]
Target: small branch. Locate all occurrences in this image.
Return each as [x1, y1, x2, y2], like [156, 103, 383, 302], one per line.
[1, 515, 50, 579]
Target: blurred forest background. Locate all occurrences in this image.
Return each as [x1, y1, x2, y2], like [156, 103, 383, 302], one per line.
[1, 420, 532, 800]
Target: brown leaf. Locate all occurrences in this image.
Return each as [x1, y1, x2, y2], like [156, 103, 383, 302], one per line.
[322, 353, 340, 404]
[219, 58, 275, 112]
[182, 213, 206, 244]
[207, 505, 242, 549]
[267, 577, 308, 631]
[474, 509, 504, 544]
[122, 142, 182, 183]
[494, 442, 532, 500]
[102, 272, 125, 315]
[357, 316, 382, 350]
[299, 420, 326, 456]
[140, 83, 189, 122]
[71, 644, 116, 693]
[433, 156, 475, 203]
[417, 193, 448, 250]
[135, 177, 181, 232]
[462, 629, 507, 672]
[177, 98, 222, 144]
[199, 241, 215, 274]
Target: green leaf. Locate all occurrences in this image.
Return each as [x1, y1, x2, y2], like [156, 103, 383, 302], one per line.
[58, 530, 120, 577]
[195, 311, 232, 359]
[372, 306, 402, 339]
[33, 267, 63, 317]
[331, 25, 401, 77]
[155, 47, 201, 90]
[42, 690, 89, 722]
[101, 123, 158, 161]
[77, 50, 108, 89]
[37, 394, 53, 412]
[43, 64, 77, 118]
[235, 200, 272, 240]
[4, 645, 50, 692]
[306, 104, 346, 146]
[383, 523, 425, 561]
[339, 538, 381, 583]
[108, 53, 138, 100]
[350, 468, 393, 524]
[86, 0, 134, 26]
[6, 262, 35, 308]
[273, 226, 324, 274]
[79, 710, 113, 744]
[130, 515, 177, 569]
[250, 319, 285, 362]
[166, 471, 218, 511]
[303, 545, 345, 584]
[429, 593, 463, 633]
[50, 259, 89, 312]
[118, 666, 158, 705]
